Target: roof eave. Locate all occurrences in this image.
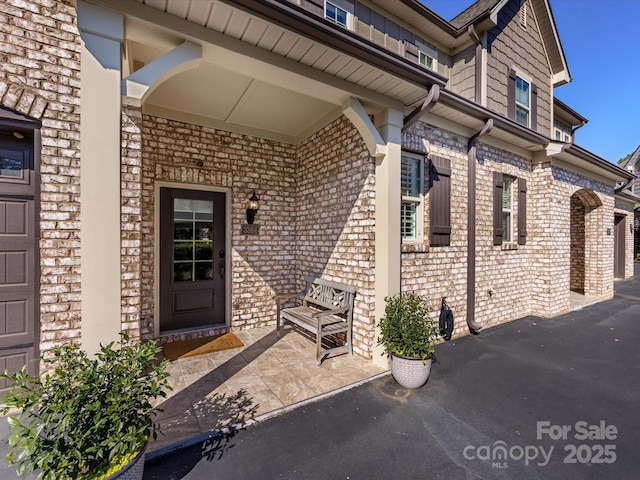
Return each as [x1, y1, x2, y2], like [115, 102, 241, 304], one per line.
[554, 97, 588, 127]
[439, 89, 549, 147]
[557, 143, 635, 183]
[224, 0, 448, 90]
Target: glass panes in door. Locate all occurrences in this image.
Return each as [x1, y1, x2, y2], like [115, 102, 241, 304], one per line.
[173, 198, 214, 282]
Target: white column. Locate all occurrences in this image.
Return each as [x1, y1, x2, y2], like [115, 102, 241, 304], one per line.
[78, 1, 123, 354]
[372, 108, 403, 367]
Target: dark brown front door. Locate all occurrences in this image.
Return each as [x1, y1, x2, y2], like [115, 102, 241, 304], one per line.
[614, 214, 625, 279]
[0, 131, 38, 394]
[160, 188, 226, 332]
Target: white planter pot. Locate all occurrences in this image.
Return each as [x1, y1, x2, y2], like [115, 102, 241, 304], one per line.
[390, 354, 433, 389]
[104, 443, 147, 480]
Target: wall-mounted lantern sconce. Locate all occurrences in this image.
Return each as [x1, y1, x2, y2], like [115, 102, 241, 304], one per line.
[246, 190, 259, 224]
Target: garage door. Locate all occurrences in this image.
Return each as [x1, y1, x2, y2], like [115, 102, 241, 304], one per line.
[0, 129, 39, 394]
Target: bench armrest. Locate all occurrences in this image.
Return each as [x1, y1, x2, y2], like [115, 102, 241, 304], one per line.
[311, 304, 351, 319]
[274, 292, 305, 306]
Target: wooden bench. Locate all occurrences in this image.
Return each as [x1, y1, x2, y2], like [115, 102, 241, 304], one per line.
[275, 275, 356, 365]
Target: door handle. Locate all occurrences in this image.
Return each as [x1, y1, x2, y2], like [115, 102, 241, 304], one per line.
[218, 250, 225, 279]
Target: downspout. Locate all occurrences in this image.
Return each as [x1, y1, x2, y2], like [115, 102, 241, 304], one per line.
[402, 84, 440, 132]
[467, 118, 493, 333]
[467, 25, 483, 104]
[571, 119, 587, 137]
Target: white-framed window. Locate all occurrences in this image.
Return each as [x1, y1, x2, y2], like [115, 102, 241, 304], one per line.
[555, 128, 571, 142]
[401, 152, 424, 242]
[515, 76, 530, 127]
[416, 39, 438, 72]
[502, 176, 514, 243]
[325, 1, 348, 28]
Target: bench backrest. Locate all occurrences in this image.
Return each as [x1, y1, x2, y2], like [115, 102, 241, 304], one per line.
[302, 275, 356, 314]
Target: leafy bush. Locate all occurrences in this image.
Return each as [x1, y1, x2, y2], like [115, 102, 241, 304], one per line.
[377, 292, 440, 361]
[0, 333, 171, 480]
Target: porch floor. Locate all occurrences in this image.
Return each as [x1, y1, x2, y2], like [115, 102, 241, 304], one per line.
[148, 326, 387, 454]
[568, 290, 605, 311]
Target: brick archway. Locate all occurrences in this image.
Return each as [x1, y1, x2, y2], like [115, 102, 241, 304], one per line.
[570, 189, 602, 296]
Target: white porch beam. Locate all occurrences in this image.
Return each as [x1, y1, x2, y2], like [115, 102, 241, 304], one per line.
[122, 41, 203, 105]
[341, 97, 387, 158]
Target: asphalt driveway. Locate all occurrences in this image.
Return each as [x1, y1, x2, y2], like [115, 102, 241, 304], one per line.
[1, 267, 638, 480]
[143, 266, 640, 480]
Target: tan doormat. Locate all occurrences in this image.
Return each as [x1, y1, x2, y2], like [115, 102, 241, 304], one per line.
[163, 332, 244, 360]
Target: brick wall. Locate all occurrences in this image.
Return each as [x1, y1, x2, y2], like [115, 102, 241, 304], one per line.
[570, 195, 586, 292]
[474, 142, 532, 328]
[402, 121, 624, 336]
[401, 122, 470, 338]
[139, 115, 297, 339]
[614, 201, 635, 280]
[0, 0, 82, 352]
[295, 117, 376, 358]
[402, 122, 535, 336]
[135, 114, 378, 356]
[121, 107, 144, 338]
[553, 168, 614, 299]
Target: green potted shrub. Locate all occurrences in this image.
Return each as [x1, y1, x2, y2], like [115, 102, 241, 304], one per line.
[0, 333, 171, 480]
[377, 292, 440, 388]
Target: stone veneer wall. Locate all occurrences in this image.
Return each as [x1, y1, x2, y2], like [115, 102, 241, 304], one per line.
[294, 117, 376, 359]
[0, 0, 82, 352]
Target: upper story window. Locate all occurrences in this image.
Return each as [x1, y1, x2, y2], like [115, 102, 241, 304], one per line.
[401, 152, 424, 242]
[554, 120, 572, 142]
[325, 1, 348, 28]
[515, 76, 530, 127]
[508, 69, 537, 130]
[416, 39, 438, 72]
[554, 129, 571, 142]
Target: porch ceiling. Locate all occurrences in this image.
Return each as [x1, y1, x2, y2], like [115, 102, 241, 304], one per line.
[120, 0, 432, 144]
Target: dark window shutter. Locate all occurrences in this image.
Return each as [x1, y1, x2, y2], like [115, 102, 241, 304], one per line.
[404, 40, 419, 63]
[507, 69, 516, 121]
[518, 178, 527, 245]
[429, 156, 451, 246]
[493, 171, 504, 245]
[530, 83, 538, 130]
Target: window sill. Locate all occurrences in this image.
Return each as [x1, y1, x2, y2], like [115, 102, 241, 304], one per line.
[402, 243, 430, 254]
